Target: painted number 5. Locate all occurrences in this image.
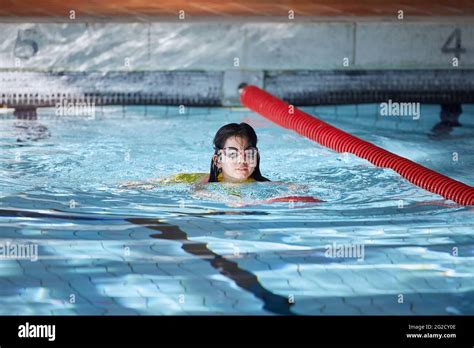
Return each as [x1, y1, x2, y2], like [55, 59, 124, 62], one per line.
[14, 29, 39, 59]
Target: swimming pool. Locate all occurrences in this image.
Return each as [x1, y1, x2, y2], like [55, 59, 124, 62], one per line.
[0, 103, 473, 315]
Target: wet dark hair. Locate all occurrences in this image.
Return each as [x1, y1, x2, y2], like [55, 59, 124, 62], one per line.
[208, 122, 270, 182]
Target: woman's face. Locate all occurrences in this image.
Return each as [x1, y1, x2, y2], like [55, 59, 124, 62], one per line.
[214, 136, 257, 182]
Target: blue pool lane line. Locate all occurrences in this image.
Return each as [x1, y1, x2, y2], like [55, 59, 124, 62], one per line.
[127, 217, 296, 316]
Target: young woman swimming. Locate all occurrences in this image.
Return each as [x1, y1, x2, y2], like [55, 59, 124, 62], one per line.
[120, 122, 270, 188]
[119, 122, 318, 204]
[198, 122, 270, 184]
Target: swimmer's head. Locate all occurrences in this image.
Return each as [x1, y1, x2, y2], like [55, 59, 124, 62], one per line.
[209, 122, 270, 183]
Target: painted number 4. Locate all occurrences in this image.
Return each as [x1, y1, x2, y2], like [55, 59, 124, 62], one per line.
[441, 28, 466, 59]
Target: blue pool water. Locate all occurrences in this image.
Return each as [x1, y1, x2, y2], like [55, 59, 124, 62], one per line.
[0, 104, 473, 315]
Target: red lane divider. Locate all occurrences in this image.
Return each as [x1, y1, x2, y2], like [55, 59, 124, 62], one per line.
[240, 85, 474, 206]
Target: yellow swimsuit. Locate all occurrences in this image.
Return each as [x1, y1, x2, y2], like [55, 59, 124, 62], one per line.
[216, 172, 256, 183]
[162, 172, 256, 184]
[161, 172, 208, 184]
[160, 172, 255, 197]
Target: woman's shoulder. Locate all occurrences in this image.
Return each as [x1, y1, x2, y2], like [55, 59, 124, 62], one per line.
[167, 172, 208, 184]
[197, 174, 210, 183]
[120, 172, 208, 189]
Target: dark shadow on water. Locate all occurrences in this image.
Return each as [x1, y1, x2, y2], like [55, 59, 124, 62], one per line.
[127, 217, 295, 316]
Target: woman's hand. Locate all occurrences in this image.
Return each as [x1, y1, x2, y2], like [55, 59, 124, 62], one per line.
[287, 183, 309, 192]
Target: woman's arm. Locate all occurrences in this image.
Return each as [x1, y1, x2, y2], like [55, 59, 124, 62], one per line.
[197, 174, 210, 183]
[190, 174, 209, 193]
[118, 180, 158, 189]
[262, 180, 309, 192]
[120, 173, 208, 189]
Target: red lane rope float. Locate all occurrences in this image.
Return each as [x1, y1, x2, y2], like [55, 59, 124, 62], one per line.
[240, 85, 474, 206]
